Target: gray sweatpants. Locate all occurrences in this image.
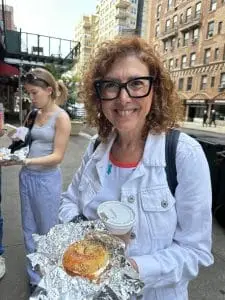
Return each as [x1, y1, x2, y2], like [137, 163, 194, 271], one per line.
[19, 167, 62, 285]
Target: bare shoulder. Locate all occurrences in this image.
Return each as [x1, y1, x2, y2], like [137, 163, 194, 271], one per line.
[56, 110, 71, 123]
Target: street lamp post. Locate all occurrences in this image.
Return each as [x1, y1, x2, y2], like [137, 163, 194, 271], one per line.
[18, 63, 23, 125]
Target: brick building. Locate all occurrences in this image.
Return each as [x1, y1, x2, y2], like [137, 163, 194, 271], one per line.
[147, 0, 225, 123]
[0, 5, 16, 31]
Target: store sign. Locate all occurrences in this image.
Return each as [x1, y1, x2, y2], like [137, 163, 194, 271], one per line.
[214, 100, 225, 104]
[186, 100, 205, 104]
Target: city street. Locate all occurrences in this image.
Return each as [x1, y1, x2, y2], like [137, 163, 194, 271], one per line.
[0, 128, 225, 299]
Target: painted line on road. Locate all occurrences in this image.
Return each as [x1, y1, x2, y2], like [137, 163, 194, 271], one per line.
[79, 132, 93, 139]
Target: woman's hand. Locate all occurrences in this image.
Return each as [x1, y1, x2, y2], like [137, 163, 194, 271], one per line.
[128, 258, 139, 272]
[0, 160, 23, 167]
[113, 230, 132, 248]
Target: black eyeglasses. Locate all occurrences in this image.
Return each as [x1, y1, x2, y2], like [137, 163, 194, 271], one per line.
[94, 76, 155, 101]
[21, 73, 49, 86]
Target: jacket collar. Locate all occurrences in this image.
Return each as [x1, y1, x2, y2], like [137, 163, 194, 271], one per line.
[142, 132, 166, 167]
[92, 131, 166, 186]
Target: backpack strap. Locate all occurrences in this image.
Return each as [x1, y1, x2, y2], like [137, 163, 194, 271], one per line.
[25, 109, 38, 129]
[165, 129, 180, 196]
[93, 137, 101, 152]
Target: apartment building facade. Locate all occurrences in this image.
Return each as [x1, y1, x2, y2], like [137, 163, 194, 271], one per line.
[0, 5, 16, 31]
[74, 15, 98, 76]
[74, 0, 146, 75]
[148, 0, 225, 122]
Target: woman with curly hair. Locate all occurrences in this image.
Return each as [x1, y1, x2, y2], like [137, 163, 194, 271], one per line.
[59, 37, 213, 299]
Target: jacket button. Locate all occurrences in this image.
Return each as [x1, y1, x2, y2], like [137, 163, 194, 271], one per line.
[128, 195, 135, 203]
[130, 232, 136, 239]
[161, 200, 168, 208]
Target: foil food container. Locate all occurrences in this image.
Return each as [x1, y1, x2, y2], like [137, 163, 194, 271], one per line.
[0, 146, 29, 163]
[28, 220, 144, 300]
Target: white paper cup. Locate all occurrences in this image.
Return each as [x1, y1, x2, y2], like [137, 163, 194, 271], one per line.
[97, 201, 135, 235]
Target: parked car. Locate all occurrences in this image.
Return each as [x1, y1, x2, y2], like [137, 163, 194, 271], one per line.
[63, 102, 86, 120]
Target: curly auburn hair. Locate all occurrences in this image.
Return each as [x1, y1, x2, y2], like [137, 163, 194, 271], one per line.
[80, 36, 184, 140]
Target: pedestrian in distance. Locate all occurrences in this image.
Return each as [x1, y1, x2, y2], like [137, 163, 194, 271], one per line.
[202, 109, 208, 127]
[6, 68, 71, 293]
[209, 109, 216, 127]
[59, 37, 213, 300]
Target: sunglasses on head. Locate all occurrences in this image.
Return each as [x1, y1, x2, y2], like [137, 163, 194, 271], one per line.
[21, 73, 49, 86]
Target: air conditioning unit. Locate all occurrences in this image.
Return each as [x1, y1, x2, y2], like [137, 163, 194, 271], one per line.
[208, 31, 213, 38]
[218, 83, 225, 92]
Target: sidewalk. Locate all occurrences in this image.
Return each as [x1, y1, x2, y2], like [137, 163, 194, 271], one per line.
[182, 121, 225, 134]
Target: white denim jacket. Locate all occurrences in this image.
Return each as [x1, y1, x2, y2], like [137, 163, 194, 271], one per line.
[59, 132, 214, 300]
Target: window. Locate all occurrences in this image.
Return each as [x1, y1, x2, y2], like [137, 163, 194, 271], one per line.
[181, 55, 187, 68]
[220, 73, 225, 86]
[195, 2, 201, 17]
[165, 19, 170, 31]
[157, 4, 161, 18]
[186, 7, 192, 22]
[190, 52, 196, 66]
[214, 48, 219, 60]
[187, 77, 193, 90]
[173, 15, 178, 27]
[211, 77, 215, 87]
[180, 13, 183, 24]
[178, 78, 184, 90]
[207, 21, 214, 38]
[164, 40, 170, 52]
[218, 22, 223, 34]
[193, 28, 199, 42]
[168, 0, 172, 10]
[169, 58, 174, 70]
[204, 48, 211, 64]
[171, 37, 176, 49]
[155, 25, 160, 37]
[175, 58, 179, 68]
[200, 75, 207, 89]
[209, 0, 217, 11]
[183, 32, 189, 46]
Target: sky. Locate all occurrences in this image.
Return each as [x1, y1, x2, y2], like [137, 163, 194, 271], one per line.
[4, 0, 98, 40]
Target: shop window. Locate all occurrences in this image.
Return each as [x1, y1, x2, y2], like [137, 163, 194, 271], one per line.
[204, 48, 211, 64]
[178, 78, 184, 90]
[187, 77, 193, 90]
[200, 75, 207, 90]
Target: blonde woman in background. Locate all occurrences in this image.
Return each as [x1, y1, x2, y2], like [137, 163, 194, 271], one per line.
[19, 68, 71, 292]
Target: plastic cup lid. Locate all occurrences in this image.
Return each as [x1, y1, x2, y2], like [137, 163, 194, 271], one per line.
[97, 201, 135, 226]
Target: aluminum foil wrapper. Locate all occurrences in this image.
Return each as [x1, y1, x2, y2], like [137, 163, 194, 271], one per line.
[0, 146, 29, 163]
[28, 220, 144, 300]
